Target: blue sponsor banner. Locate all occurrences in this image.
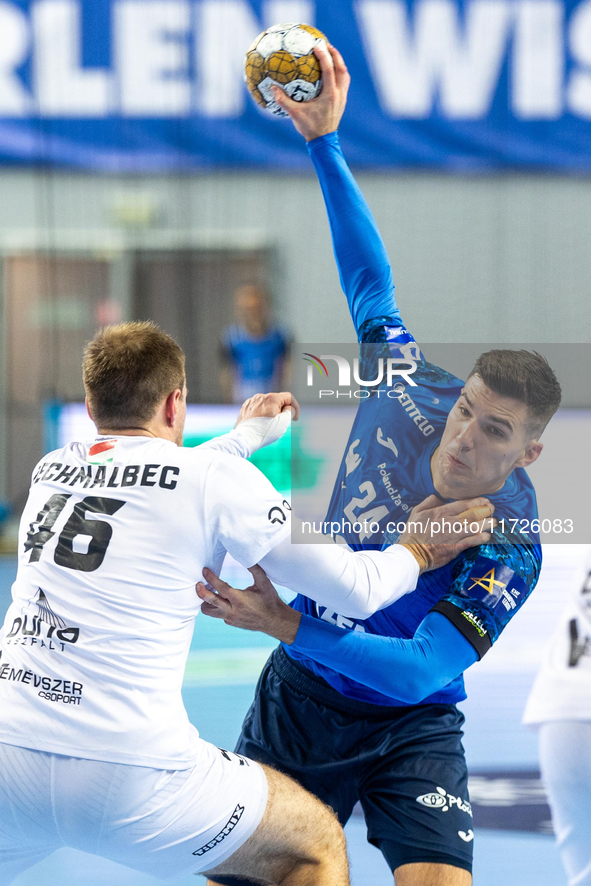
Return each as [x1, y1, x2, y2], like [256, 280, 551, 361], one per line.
[0, 0, 590, 170]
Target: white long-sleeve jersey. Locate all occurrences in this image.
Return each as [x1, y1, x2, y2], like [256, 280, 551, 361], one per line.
[0, 433, 418, 768]
[524, 546, 591, 725]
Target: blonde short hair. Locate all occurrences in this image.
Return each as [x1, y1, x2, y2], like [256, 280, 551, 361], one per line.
[83, 321, 185, 428]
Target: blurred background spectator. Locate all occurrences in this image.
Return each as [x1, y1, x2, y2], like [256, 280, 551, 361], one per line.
[220, 284, 291, 403]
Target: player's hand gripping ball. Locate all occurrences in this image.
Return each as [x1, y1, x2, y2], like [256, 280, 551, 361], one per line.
[244, 22, 328, 117]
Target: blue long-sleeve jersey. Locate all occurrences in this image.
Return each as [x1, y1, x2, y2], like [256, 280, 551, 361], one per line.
[285, 132, 541, 707]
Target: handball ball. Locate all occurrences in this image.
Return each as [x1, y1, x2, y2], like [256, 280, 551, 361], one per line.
[245, 22, 328, 117]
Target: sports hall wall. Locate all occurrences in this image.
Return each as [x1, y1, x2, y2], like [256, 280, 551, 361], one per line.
[2, 168, 591, 346]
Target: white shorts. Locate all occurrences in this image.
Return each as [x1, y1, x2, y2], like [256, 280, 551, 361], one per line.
[0, 740, 268, 885]
[539, 720, 591, 886]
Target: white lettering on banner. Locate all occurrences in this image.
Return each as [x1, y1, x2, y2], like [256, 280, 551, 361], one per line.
[196, 0, 259, 116]
[0, 2, 30, 114]
[33, 0, 112, 115]
[356, 0, 512, 118]
[195, 0, 314, 116]
[512, 1, 563, 118]
[0, 0, 586, 121]
[115, 0, 192, 116]
[567, 0, 591, 117]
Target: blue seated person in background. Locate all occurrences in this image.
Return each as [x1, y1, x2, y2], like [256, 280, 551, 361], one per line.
[202, 45, 562, 886]
[220, 284, 291, 403]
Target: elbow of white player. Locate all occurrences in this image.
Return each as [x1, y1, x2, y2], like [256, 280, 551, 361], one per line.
[336, 546, 420, 620]
[335, 596, 379, 621]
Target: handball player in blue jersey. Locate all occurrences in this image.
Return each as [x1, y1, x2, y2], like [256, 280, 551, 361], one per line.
[202, 45, 562, 886]
[220, 284, 291, 403]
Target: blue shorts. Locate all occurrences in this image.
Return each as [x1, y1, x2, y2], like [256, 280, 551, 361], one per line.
[214, 647, 473, 885]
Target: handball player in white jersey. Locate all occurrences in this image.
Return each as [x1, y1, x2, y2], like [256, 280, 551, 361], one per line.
[0, 322, 493, 886]
[524, 545, 591, 886]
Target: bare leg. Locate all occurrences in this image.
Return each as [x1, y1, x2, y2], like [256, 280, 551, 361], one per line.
[394, 862, 472, 885]
[205, 765, 349, 886]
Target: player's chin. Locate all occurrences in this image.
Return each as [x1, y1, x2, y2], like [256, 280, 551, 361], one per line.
[442, 459, 475, 484]
[443, 478, 481, 501]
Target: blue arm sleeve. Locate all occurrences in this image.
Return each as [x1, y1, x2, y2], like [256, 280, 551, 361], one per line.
[307, 132, 403, 338]
[288, 611, 478, 705]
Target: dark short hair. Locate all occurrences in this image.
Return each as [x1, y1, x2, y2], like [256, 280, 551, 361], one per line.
[83, 321, 185, 428]
[468, 349, 561, 438]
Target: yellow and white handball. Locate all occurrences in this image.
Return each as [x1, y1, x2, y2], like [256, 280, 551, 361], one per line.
[244, 22, 328, 117]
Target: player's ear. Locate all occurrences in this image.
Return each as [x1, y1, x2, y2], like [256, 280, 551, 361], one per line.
[514, 440, 543, 468]
[165, 388, 182, 427]
[85, 397, 94, 422]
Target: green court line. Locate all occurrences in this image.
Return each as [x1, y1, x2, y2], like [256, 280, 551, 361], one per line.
[183, 646, 275, 686]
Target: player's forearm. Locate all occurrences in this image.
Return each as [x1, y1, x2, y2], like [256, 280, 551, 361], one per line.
[199, 413, 292, 459]
[288, 611, 478, 704]
[307, 132, 402, 337]
[259, 530, 420, 620]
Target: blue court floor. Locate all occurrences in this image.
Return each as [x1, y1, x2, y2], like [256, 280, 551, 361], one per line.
[0, 554, 570, 886]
